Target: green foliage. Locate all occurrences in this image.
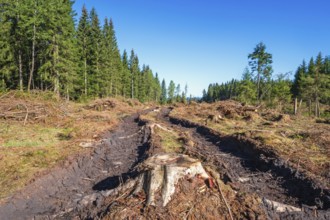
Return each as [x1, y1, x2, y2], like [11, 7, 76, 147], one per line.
[168, 80, 175, 104]
[237, 68, 256, 104]
[160, 79, 167, 104]
[203, 51, 329, 118]
[295, 53, 330, 105]
[0, 1, 176, 103]
[248, 42, 273, 101]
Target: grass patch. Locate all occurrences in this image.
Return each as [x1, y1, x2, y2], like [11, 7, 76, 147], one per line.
[0, 121, 78, 199]
[155, 127, 184, 153]
[0, 123, 66, 148]
[0, 94, 146, 199]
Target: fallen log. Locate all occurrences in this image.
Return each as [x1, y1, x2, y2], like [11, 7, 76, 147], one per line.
[262, 197, 301, 213]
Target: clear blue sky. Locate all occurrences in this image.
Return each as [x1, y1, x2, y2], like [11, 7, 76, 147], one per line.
[73, 0, 330, 97]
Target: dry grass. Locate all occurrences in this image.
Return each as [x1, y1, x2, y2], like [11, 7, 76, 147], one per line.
[0, 92, 144, 199]
[140, 110, 184, 153]
[171, 101, 330, 184]
[154, 126, 183, 153]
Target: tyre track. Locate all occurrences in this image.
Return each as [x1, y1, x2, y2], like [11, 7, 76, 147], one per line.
[0, 112, 151, 219]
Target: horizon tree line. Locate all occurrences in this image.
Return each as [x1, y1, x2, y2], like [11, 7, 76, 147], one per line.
[202, 42, 330, 116]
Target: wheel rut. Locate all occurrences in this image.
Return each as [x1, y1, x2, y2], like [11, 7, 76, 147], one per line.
[0, 111, 151, 220]
[0, 107, 329, 219]
[159, 108, 330, 219]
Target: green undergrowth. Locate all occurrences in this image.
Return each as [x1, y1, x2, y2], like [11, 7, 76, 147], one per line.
[155, 127, 184, 153]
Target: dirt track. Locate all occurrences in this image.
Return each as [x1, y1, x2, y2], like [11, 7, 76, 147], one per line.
[0, 111, 151, 219]
[0, 108, 329, 219]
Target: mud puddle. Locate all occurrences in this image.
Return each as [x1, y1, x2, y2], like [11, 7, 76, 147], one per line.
[0, 111, 151, 219]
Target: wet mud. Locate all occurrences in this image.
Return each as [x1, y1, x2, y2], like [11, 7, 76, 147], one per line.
[168, 114, 330, 219]
[0, 108, 329, 219]
[0, 112, 151, 219]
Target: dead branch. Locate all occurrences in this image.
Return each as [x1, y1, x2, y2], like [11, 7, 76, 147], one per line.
[149, 123, 175, 135]
[23, 104, 29, 126]
[206, 167, 234, 220]
[262, 198, 301, 212]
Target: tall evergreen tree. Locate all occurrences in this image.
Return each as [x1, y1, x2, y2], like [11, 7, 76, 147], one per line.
[129, 49, 140, 99]
[76, 5, 90, 96]
[121, 50, 131, 98]
[0, 0, 15, 91]
[88, 8, 102, 96]
[168, 80, 175, 104]
[153, 73, 161, 102]
[160, 79, 167, 104]
[248, 42, 273, 102]
[292, 60, 306, 98]
[237, 68, 256, 104]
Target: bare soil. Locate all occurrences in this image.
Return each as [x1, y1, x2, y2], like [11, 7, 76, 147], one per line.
[0, 110, 151, 219]
[0, 103, 329, 219]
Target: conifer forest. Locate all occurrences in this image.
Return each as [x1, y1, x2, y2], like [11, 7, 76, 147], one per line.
[0, 1, 329, 219]
[0, 0, 185, 103]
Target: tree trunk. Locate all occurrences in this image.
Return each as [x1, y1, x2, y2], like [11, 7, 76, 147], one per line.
[18, 50, 23, 91]
[84, 57, 87, 96]
[257, 71, 261, 102]
[28, 21, 36, 93]
[131, 77, 134, 99]
[294, 98, 298, 115]
[315, 99, 320, 118]
[53, 36, 60, 97]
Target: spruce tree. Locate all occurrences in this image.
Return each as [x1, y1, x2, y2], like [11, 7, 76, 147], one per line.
[168, 80, 175, 104]
[121, 50, 131, 98]
[0, 0, 15, 91]
[153, 73, 161, 102]
[129, 50, 140, 99]
[292, 60, 306, 98]
[160, 79, 167, 104]
[76, 5, 90, 96]
[37, 0, 77, 97]
[237, 68, 256, 104]
[108, 19, 123, 97]
[88, 8, 102, 96]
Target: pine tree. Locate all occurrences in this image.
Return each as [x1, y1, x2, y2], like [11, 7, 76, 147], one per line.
[248, 42, 273, 102]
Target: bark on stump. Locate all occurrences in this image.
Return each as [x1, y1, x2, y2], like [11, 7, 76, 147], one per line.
[133, 153, 211, 206]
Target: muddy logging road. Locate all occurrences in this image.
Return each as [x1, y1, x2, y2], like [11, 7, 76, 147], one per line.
[0, 108, 329, 219]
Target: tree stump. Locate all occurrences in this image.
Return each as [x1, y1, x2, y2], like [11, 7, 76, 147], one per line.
[132, 153, 211, 206]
